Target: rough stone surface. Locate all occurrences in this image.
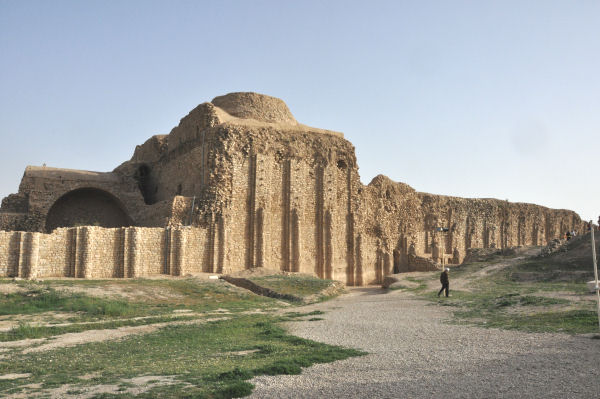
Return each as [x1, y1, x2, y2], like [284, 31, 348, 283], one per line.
[0, 92, 586, 283]
[211, 92, 298, 125]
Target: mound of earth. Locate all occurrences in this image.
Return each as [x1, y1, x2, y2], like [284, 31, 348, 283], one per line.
[222, 267, 344, 303]
[463, 246, 541, 263]
[225, 267, 285, 278]
[226, 267, 323, 280]
[540, 232, 599, 265]
[507, 232, 599, 284]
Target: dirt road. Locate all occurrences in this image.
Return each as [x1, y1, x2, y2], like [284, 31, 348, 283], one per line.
[250, 288, 600, 398]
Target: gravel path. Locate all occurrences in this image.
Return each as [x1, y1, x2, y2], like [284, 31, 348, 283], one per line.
[249, 288, 600, 398]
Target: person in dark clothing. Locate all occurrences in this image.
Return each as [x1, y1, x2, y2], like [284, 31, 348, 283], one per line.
[438, 267, 450, 297]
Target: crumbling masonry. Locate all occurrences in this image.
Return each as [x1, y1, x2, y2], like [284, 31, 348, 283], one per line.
[0, 93, 585, 284]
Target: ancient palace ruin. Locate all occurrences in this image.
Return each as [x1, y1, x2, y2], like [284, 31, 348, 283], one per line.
[0, 92, 585, 284]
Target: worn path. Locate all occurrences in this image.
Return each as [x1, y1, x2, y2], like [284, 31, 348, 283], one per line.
[250, 288, 600, 399]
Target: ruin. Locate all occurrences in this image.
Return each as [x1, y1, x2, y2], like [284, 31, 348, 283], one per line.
[0, 92, 585, 284]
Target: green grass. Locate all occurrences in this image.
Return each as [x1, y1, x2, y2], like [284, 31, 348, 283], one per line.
[453, 306, 598, 334]
[415, 253, 600, 334]
[0, 315, 365, 398]
[0, 279, 281, 321]
[0, 286, 141, 317]
[427, 284, 599, 334]
[248, 275, 335, 298]
[386, 284, 408, 291]
[403, 277, 427, 292]
[0, 278, 295, 342]
[0, 277, 365, 397]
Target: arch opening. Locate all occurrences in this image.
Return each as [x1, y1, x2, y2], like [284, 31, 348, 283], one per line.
[45, 188, 133, 232]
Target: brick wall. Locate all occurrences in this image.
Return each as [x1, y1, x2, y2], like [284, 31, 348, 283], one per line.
[0, 226, 215, 279]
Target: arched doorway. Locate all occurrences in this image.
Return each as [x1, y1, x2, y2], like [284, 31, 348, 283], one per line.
[45, 188, 133, 232]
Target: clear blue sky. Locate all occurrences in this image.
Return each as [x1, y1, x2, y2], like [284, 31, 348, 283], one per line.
[1, 0, 598, 222]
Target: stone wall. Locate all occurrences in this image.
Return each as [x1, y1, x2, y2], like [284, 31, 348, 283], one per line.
[0, 92, 586, 285]
[0, 226, 219, 279]
[355, 175, 585, 283]
[209, 122, 359, 285]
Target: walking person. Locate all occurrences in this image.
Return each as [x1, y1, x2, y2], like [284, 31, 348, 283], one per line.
[438, 267, 450, 297]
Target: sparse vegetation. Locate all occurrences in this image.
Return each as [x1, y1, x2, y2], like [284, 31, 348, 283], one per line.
[405, 237, 599, 334]
[0, 288, 141, 320]
[0, 276, 361, 398]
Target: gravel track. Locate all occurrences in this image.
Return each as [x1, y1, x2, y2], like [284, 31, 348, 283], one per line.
[250, 288, 600, 398]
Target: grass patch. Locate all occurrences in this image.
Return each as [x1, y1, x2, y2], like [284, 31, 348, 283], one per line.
[403, 277, 427, 292]
[415, 253, 599, 334]
[248, 275, 334, 298]
[0, 278, 363, 397]
[0, 286, 140, 318]
[0, 279, 281, 323]
[454, 308, 598, 334]
[0, 315, 365, 398]
[429, 286, 598, 334]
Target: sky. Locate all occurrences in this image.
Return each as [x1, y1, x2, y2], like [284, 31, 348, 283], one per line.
[1, 0, 598, 222]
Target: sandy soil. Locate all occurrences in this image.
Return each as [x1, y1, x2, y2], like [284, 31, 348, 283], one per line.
[5, 375, 189, 399]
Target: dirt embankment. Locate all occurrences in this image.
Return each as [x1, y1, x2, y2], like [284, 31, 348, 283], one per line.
[222, 267, 345, 303]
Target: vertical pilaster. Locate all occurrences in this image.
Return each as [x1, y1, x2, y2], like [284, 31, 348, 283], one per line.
[324, 209, 332, 280]
[315, 164, 325, 278]
[7, 232, 20, 277]
[345, 168, 355, 285]
[446, 208, 453, 254]
[17, 232, 27, 278]
[168, 227, 177, 275]
[163, 227, 171, 275]
[291, 209, 300, 273]
[281, 159, 291, 271]
[217, 215, 225, 273]
[255, 208, 264, 268]
[355, 234, 363, 286]
[29, 232, 40, 279]
[115, 227, 125, 278]
[74, 227, 89, 278]
[206, 215, 216, 273]
[17, 232, 39, 279]
[170, 228, 186, 276]
[345, 212, 355, 286]
[126, 228, 139, 278]
[245, 154, 257, 269]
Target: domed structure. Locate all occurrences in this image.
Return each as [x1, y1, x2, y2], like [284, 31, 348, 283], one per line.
[211, 92, 297, 125]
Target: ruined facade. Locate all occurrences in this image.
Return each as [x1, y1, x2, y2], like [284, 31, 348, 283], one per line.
[0, 93, 585, 284]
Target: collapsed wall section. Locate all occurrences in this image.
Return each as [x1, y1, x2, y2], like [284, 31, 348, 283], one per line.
[356, 175, 585, 283]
